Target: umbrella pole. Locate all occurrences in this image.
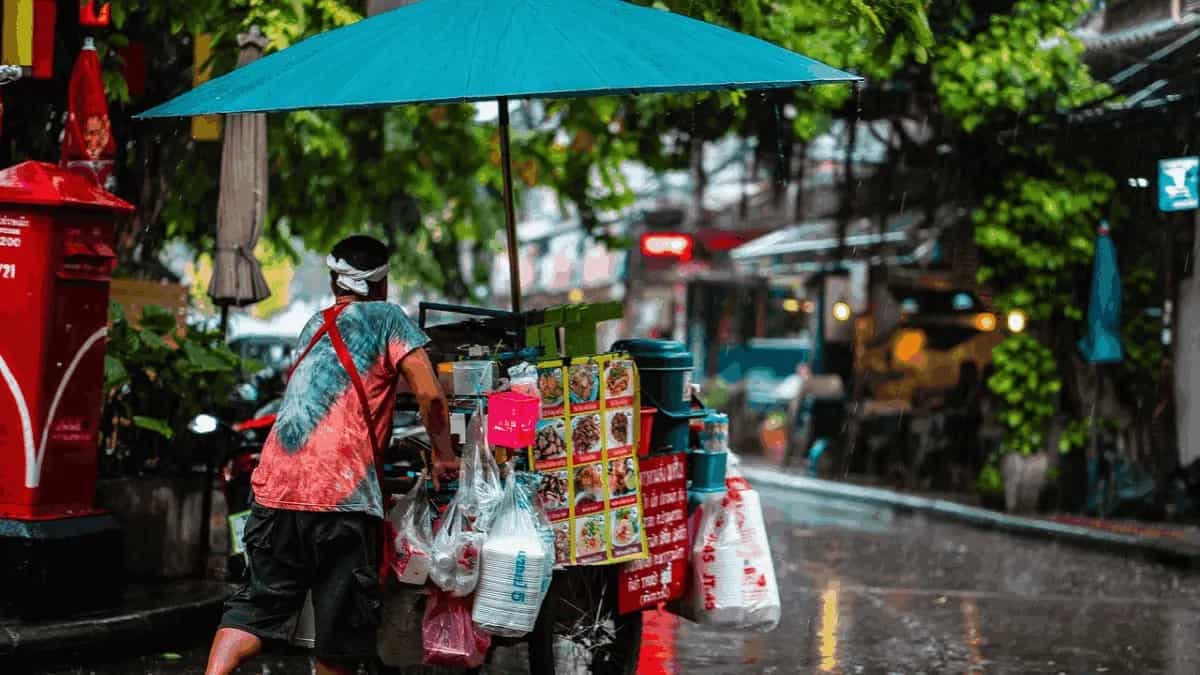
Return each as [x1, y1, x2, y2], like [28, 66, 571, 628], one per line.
[498, 97, 522, 313]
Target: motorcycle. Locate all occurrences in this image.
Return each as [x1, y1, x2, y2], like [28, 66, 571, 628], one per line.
[188, 398, 431, 580]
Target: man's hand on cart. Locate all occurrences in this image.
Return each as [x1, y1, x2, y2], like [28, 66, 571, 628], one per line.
[401, 347, 458, 489]
[431, 451, 460, 490]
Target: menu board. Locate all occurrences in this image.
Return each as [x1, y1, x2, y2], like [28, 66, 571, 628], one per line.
[530, 353, 647, 566]
[617, 452, 688, 614]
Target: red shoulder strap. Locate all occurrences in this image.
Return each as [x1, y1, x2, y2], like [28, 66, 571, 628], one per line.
[287, 303, 350, 381]
[324, 306, 383, 459]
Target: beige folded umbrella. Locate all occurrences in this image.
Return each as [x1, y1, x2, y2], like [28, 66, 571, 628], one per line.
[209, 27, 271, 315]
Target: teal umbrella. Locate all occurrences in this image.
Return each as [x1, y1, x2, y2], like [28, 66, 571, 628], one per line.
[137, 0, 858, 310]
[1078, 221, 1123, 364]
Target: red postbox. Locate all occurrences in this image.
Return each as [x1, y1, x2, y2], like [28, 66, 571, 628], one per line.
[0, 161, 132, 520]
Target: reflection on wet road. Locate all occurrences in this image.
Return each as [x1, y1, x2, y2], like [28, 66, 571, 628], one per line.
[641, 484, 1200, 674]
[28, 483, 1200, 673]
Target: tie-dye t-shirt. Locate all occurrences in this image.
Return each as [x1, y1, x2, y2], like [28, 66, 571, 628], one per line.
[251, 301, 430, 518]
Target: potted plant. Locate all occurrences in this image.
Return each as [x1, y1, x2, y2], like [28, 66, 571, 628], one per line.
[985, 335, 1062, 513]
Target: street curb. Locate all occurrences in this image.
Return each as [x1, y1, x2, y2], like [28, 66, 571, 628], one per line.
[0, 581, 233, 661]
[741, 466, 1200, 568]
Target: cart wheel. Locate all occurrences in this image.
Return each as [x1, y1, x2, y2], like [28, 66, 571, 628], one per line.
[528, 566, 642, 674]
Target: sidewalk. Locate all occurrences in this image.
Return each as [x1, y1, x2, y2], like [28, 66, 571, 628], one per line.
[0, 580, 232, 662]
[740, 461, 1200, 568]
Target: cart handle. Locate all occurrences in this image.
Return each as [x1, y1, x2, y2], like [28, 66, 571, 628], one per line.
[418, 302, 518, 329]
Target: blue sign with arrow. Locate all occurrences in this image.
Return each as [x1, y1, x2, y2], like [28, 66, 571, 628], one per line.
[1159, 157, 1199, 212]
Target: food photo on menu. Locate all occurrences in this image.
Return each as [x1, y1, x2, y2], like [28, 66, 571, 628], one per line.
[605, 360, 634, 399]
[573, 463, 607, 509]
[553, 522, 571, 564]
[568, 363, 599, 404]
[537, 470, 570, 514]
[571, 413, 602, 457]
[608, 457, 638, 499]
[610, 506, 642, 550]
[538, 367, 564, 408]
[535, 418, 567, 462]
[607, 408, 633, 447]
[574, 514, 607, 559]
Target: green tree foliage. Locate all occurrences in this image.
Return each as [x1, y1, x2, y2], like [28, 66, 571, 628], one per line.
[38, 0, 921, 299]
[987, 334, 1062, 456]
[974, 168, 1115, 321]
[934, 0, 1109, 132]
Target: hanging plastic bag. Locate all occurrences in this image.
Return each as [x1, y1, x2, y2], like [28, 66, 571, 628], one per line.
[514, 471, 557, 592]
[686, 491, 746, 627]
[726, 482, 781, 631]
[422, 588, 491, 669]
[472, 472, 549, 638]
[508, 362, 539, 398]
[384, 477, 434, 585]
[429, 492, 485, 597]
[459, 401, 504, 532]
[722, 450, 781, 630]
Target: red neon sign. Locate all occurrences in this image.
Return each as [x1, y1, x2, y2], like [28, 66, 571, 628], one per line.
[640, 233, 693, 261]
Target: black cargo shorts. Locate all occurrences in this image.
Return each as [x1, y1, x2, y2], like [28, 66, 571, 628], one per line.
[220, 502, 382, 664]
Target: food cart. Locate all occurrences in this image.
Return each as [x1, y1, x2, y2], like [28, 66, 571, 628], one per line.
[393, 301, 671, 672]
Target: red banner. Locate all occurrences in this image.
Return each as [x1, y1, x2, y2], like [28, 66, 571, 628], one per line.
[61, 40, 115, 188]
[618, 452, 688, 614]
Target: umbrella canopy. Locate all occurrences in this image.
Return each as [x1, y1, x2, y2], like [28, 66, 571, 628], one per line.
[137, 0, 859, 311]
[209, 26, 271, 311]
[1078, 221, 1123, 364]
[137, 0, 858, 117]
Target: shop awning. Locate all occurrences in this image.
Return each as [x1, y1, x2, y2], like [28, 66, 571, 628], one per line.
[730, 211, 940, 269]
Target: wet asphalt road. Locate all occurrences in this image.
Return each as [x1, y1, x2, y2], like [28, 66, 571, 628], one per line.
[26, 483, 1200, 674]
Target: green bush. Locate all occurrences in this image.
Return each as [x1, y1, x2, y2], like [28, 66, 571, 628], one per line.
[100, 302, 244, 476]
[987, 334, 1060, 456]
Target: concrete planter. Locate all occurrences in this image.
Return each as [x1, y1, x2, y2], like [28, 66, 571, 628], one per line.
[1000, 452, 1050, 514]
[96, 476, 213, 579]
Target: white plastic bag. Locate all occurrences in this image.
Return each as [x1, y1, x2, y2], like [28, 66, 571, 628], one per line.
[472, 471, 549, 638]
[429, 494, 485, 597]
[728, 486, 781, 631]
[458, 402, 504, 531]
[723, 455, 780, 630]
[687, 492, 746, 627]
[385, 477, 433, 585]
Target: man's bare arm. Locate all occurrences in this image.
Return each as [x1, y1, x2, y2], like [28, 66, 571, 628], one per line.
[399, 347, 457, 479]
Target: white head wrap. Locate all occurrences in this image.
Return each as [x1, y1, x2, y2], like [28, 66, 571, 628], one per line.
[326, 254, 389, 296]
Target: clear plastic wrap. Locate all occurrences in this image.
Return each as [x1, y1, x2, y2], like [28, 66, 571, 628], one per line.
[472, 472, 549, 638]
[384, 477, 433, 585]
[458, 402, 504, 531]
[429, 494, 484, 597]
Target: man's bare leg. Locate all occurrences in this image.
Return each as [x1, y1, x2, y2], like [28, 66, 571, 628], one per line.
[205, 627, 263, 675]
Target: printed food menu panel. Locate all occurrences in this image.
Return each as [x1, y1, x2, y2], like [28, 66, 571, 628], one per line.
[531, 353, 647, 566]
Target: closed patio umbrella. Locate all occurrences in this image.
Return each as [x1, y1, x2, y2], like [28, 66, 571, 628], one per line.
[209, 26, 271, 320]
[1078, 221, 1122, 364]
[138, 0, 860, 311]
